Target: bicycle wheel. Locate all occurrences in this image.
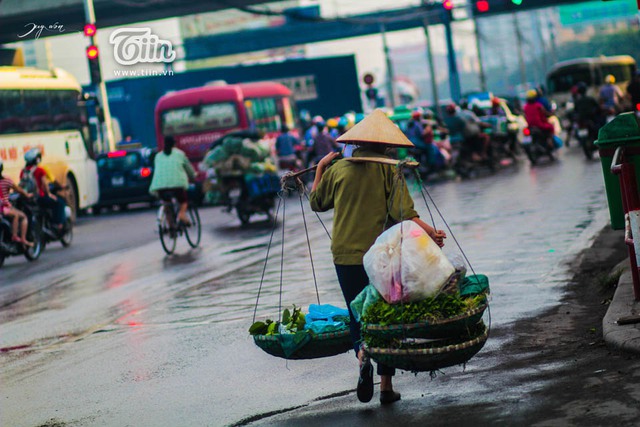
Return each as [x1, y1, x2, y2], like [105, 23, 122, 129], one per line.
[185, 205, 201, 248]
[158, 204, 177, 255]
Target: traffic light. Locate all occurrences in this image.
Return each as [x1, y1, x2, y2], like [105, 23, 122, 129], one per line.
[442, 0, 454, 22]
[83, 24, 96, 37]
[84, 23, 102, 85]
[475, 0, 490, 13]
[86, 45, 102, 85]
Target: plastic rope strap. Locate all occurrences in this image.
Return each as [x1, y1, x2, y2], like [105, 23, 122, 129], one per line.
[303, 192, 332, 241]
[415, 178, 477, 278]
[299, 191, 321, 305]
[252, 192, 283, 323]
[278, 192, 286, 322]
[411, 170, 437, 230]
[396, 165, 407, 336]
[412, 171, 492, 335]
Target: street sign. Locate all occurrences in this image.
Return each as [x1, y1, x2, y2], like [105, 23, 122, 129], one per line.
[363, 73, 375, 86]
[559, 0, 637, 25]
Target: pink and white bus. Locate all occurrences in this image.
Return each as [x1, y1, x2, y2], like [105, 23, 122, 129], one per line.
[154, 81, 298, 178]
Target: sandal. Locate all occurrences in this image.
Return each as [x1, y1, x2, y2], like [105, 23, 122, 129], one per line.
[357, 357, 374, 403]
[380, 390, 401, 405]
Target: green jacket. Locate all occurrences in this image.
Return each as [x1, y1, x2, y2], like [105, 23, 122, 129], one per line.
[149, 148, 196, 193]
[309, 148, 418, 265]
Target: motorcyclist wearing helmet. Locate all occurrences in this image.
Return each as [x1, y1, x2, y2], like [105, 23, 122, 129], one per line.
[458, 101, 491, 162]
[574, 82, 602, 127]
[599, 74, 624, 114]
[523, 89, 555, 151]
[489, 97, 506, 117]
[21, 148, 66, 230]
[0, 159, 34, 246]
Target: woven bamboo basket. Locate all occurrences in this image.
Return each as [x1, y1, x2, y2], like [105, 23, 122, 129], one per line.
[362, 300, 488, 339]
[364, 326, 489, 372]
[253, 329, 352, 360]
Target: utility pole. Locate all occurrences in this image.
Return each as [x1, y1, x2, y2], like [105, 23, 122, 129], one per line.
[443, 10, 461, 102]
[473, 16, 487, 92]
[83, 0, 116, 153]
[380, 23, 396, 108]
[422, 20, 441, 118]
[512, 11, 527, 87]
[548, 19, 558, 66]
[533, 10, 548, 83]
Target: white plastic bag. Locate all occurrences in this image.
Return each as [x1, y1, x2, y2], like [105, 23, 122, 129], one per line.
[364, 221, 455, 304]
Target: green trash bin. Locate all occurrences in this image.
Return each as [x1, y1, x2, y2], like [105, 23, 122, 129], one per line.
[594, 112, 640, 230]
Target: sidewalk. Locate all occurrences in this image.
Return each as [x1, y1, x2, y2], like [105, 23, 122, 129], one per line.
[603, 259, 640, 355]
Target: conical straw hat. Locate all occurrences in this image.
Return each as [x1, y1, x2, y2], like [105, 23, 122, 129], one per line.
[336, 109, 414, 147]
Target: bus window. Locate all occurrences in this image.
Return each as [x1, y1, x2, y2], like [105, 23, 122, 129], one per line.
[248, 97, 280, 133]
[0, 90, 24, 134]
[547, 64, 593, 94]
[24, 90, 54, 132]
[600, 64, 635, 86]
[51, 90, 83, 131]
[161, 102, 239, 136]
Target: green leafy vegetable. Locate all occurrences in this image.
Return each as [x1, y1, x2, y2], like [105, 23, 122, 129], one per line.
[361, 294, 486, 326]
[249, 304, 308, 336]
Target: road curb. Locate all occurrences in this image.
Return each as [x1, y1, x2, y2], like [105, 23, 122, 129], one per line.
[602, 260, 640, 355]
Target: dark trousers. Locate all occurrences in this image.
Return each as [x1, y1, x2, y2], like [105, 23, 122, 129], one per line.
[39, 195, 66, 226]
[335, 264, 395, 376]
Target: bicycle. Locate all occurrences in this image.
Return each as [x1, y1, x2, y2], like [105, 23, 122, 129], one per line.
[157, 196, 201, 255]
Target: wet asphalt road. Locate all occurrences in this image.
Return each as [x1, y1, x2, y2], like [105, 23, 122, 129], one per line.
[0, 146, 625, 426]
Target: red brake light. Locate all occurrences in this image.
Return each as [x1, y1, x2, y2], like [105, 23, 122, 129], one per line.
[140, 167, 151, 178]
[107, 150, 127, 158]
[636, 103, 640, 111]
[443, 0, 454, 10]
[523, 128, 531, 136]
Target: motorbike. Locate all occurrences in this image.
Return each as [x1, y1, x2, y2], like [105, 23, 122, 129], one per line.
[574, 119, 599, 160]
[219, 172, 280, 225]
[38, 184, 73, 249]
[521, 127, 556, 165]
[0, 194, 44, 268]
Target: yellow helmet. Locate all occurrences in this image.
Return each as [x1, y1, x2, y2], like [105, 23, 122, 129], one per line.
[326, 118, 338, 128]
[605, 74, 616, 84]
[526, 89, 538, 100]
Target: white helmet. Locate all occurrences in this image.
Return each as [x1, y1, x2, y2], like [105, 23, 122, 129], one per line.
[24, 148, 42, 165]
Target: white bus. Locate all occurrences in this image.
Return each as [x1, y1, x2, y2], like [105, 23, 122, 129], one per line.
[0, 66, 99, 218]
[546, 55, 637, 110]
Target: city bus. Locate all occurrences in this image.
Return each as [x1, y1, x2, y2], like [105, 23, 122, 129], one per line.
[154, 81, 298, 177]
[546, 55, 637, 110]
[0, 66, 100, 218]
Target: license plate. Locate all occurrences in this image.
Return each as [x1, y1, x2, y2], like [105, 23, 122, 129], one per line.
[229, 188, 241, 199]
[111, 176, 124, 186]
[522, 135, 532, 145]
[577, 129, 589, 138]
